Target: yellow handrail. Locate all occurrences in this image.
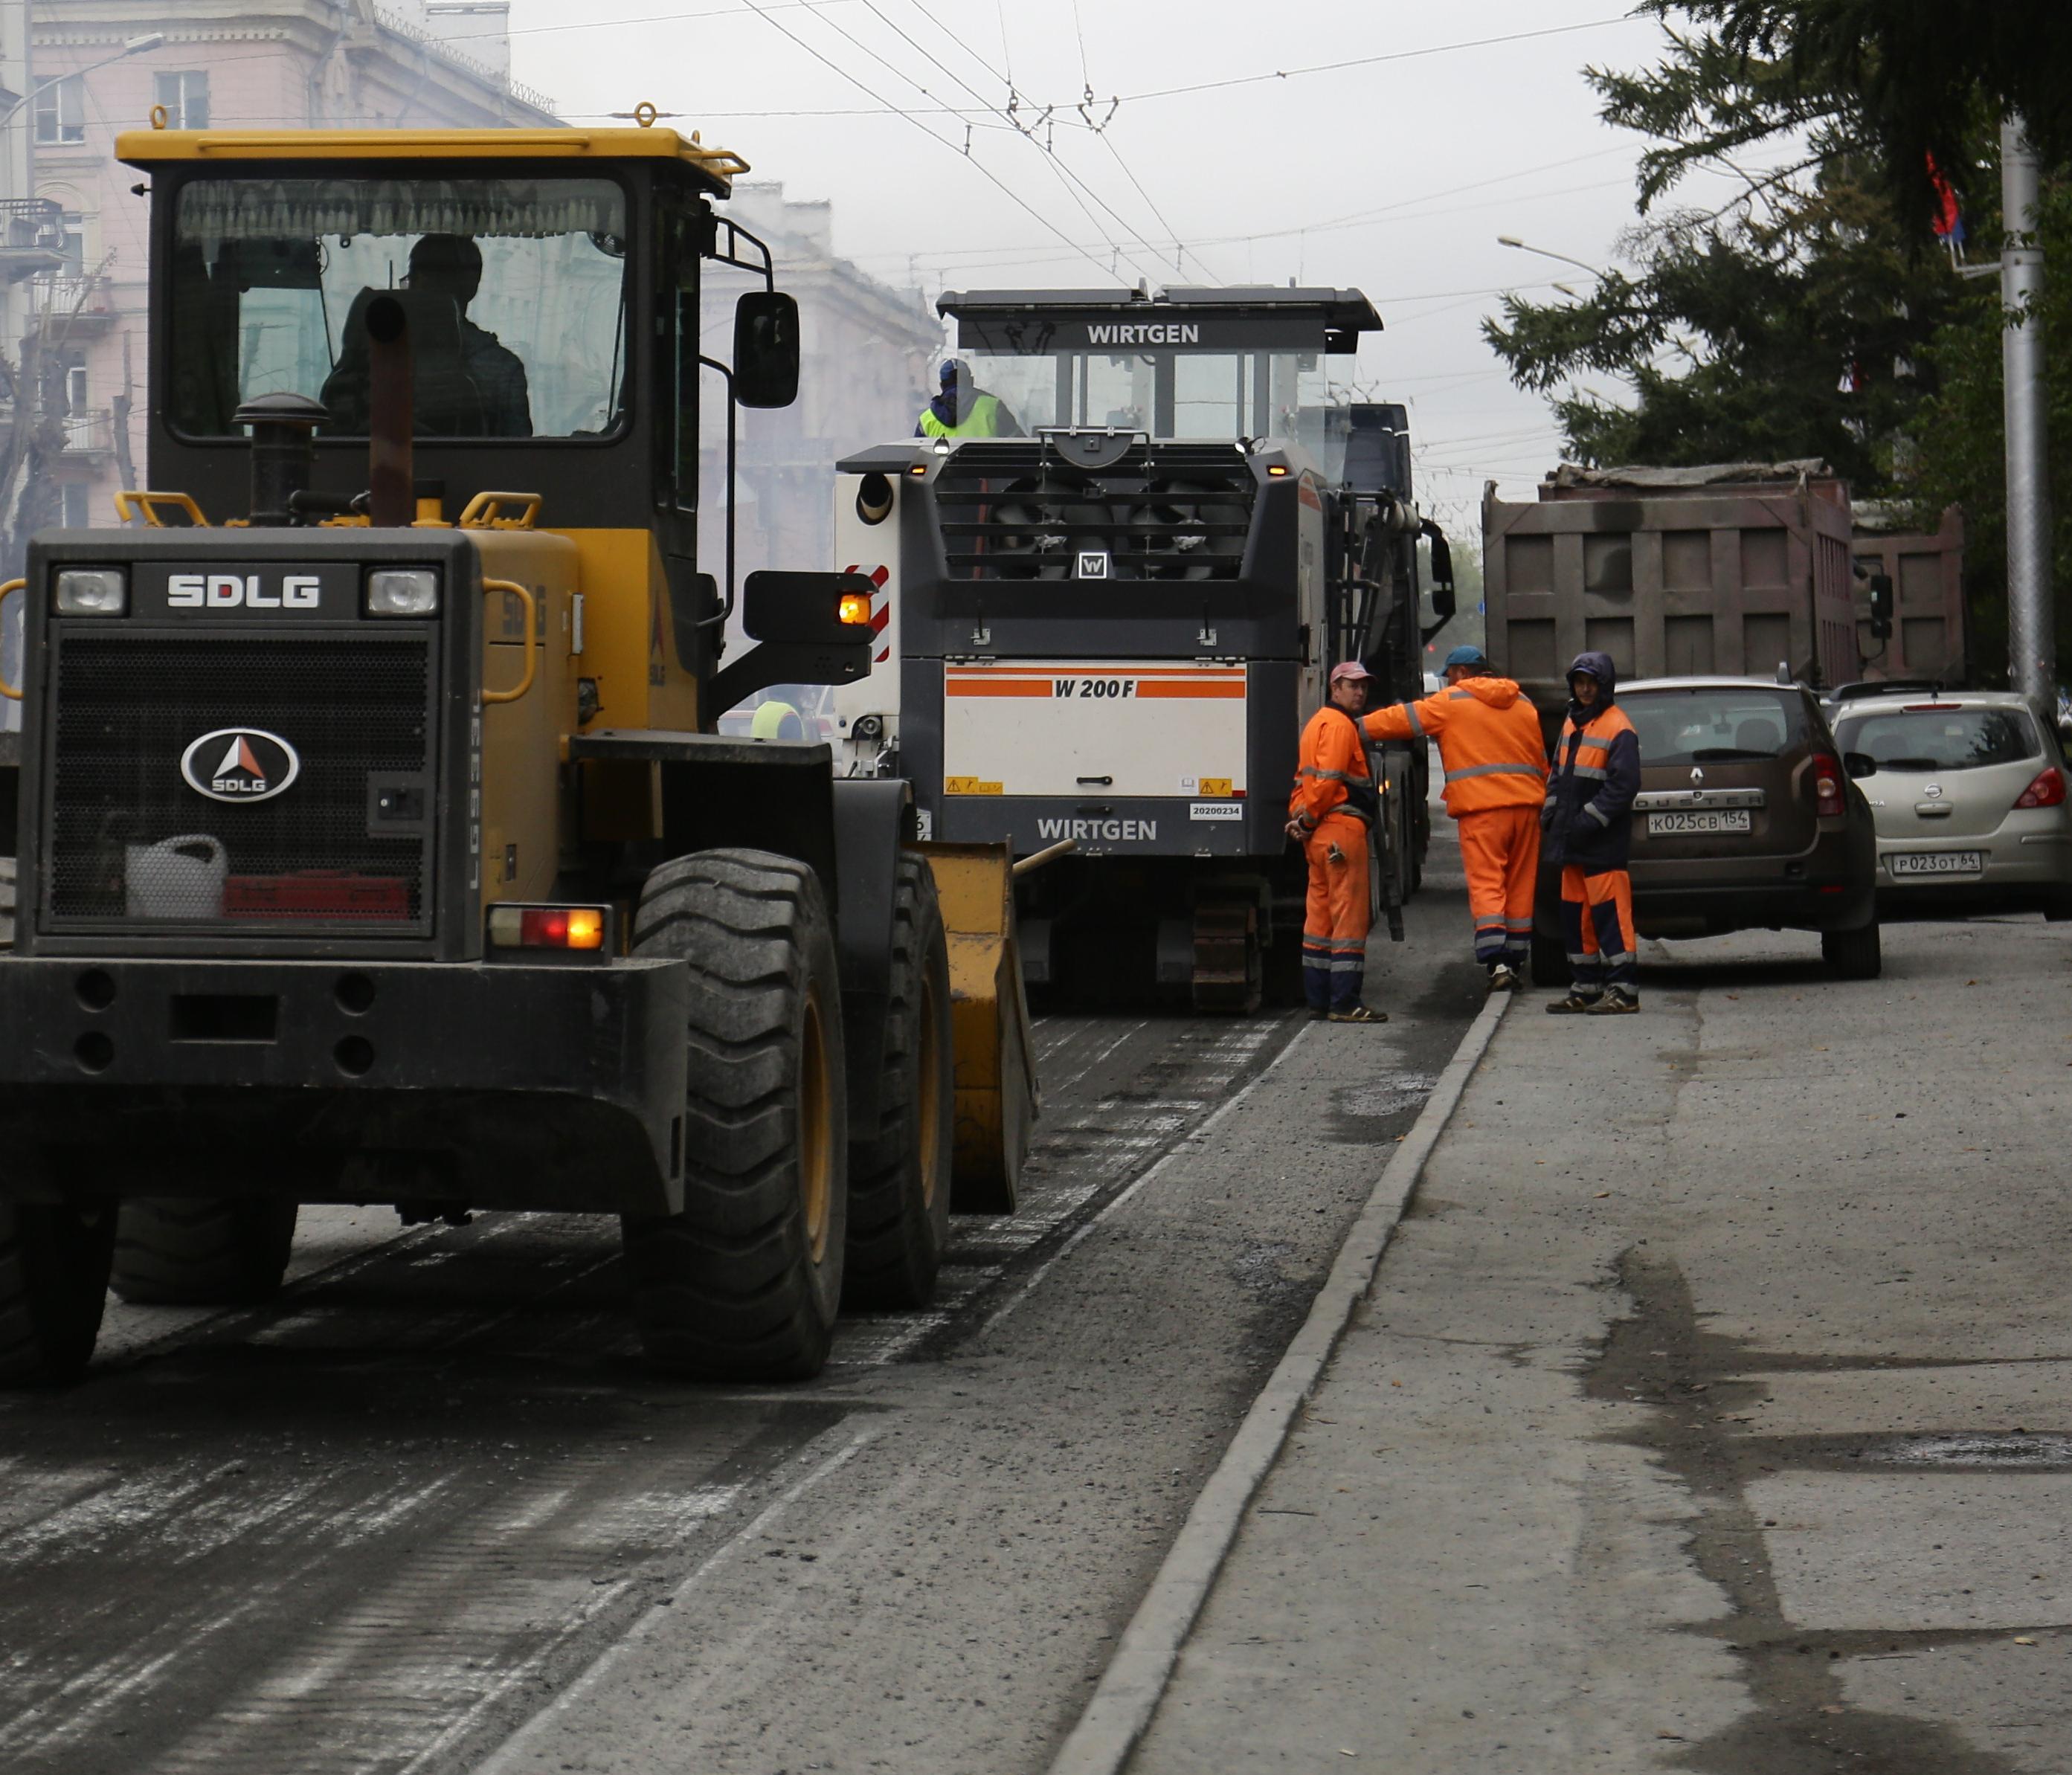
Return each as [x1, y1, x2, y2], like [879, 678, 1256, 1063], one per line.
[0, 580, 22, 700]
[115, 490, 210, 528]
[481, 579, 538, 706]
[458, 491, 543, 530]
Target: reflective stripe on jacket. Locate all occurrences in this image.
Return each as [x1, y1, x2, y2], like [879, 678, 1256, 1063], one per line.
[1362, 676, 1548, 817]
[1290, 704, 1377, 828]
[1545, 703, 1641, 870]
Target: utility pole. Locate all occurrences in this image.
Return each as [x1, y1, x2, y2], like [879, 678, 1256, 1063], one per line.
[2001, 112, 2056, 702]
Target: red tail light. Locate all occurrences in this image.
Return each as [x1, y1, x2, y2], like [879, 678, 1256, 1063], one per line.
[2015, 765, 2066, 809]
[1811, 753, 1845, 819]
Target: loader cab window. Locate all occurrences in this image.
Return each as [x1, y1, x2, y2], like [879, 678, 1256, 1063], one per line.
[168, 175, 631, 441]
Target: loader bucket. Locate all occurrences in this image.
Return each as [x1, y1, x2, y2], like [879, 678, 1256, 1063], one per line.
[913, 840, 1037, 1213]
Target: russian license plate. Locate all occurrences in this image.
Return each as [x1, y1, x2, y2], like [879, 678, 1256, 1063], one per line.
[1888, 850, 1984, 877]
[1648, 809, 1751, 836]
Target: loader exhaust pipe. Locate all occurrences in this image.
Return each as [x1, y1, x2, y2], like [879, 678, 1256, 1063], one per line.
[365, 294, 414, 528]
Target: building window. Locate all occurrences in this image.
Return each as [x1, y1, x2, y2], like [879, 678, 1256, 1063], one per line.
[59, 483, 91, 528]
[33, 77, 86, 146]
[57, 212, 83, 277]
[154, 71, 208, 131]
[65, 360, 87, 414]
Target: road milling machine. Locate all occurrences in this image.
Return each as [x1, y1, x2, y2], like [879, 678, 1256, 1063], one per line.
[0, 121, 1037, 1386]
[829, 287, 1455, 1008]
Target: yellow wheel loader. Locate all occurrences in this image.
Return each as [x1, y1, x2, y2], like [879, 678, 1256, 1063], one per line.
[0, 121, 1034, 1385]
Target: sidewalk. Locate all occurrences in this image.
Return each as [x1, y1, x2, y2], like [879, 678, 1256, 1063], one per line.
[1124, 915, 2072, 1773]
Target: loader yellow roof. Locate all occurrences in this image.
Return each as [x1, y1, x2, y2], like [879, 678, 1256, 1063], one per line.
[116, 126, 746, 195]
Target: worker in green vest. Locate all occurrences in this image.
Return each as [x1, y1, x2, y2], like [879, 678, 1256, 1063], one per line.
[750, 691, 809, 741]
[916, 358, 1023, 439]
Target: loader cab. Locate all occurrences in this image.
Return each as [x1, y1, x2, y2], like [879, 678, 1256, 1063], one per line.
[123, 125, 802, 690]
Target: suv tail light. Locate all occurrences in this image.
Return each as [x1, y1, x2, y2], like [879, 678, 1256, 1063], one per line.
[1811, 753, 1846, 819]
[2014, 764, 2066, 809]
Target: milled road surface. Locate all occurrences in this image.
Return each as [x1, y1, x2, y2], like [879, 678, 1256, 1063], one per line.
[0, 835, 1481, 1774]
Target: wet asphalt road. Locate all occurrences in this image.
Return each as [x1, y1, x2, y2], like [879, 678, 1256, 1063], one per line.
[0, 837, 1481, 1775]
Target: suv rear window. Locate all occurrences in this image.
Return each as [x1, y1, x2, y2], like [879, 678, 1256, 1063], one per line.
[1835, 706, 2039, 771]
[1623, 689, 1809, 766]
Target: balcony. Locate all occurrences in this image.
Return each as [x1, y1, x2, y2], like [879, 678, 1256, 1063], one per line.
[28, 274, 118, 338]
[59, 407, 115, 459]
[0, 199, 64, 283]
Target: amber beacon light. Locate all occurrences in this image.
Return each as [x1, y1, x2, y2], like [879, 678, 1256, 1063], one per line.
[838, 590, 873, 625]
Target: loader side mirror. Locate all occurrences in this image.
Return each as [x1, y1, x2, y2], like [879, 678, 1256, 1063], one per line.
[1423, 524, 1456, 623]
[733, 290, 801, 409]
[1867, 571, 1894, 640]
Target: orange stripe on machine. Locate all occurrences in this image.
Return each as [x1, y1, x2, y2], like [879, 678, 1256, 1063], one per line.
[945, 664, 1246, 700]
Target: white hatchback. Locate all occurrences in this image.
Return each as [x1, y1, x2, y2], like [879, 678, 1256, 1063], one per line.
[1830, 687, 2072, 919]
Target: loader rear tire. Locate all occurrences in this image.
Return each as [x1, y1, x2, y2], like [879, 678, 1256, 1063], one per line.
[622, 849, 848, 1382]
[843, 851, 953, 1311]
[0, 1202, 115, 1385]
[109, 1199, 298, 1306]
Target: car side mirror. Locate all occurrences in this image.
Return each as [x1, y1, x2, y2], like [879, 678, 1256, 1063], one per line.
[1844, 751, 1878, 779]
[733, 290, 800, 410]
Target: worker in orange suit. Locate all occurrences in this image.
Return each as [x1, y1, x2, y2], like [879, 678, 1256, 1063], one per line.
[1362, 643, 1548, 993]
[1286, 661, 1387, 1023]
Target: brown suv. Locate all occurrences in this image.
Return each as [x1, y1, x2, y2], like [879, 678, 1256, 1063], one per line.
[1531, 676, 1882, 982]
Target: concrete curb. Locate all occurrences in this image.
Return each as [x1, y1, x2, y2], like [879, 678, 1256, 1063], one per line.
[1043, 989, 1513, 1775]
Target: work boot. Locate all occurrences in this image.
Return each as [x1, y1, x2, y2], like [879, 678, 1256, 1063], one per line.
[1487, 964, 1522, 994]
[1545, 990, 1601, 1015]
[1328, 1004, 1389, 1024]
[1587, 985, 1640, 1016]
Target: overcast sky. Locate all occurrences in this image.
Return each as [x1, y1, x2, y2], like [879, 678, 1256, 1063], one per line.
[504, 0, 1757, 532]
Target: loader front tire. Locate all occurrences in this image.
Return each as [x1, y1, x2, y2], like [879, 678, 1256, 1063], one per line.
[110, 1199, 297, 1305]
[622, 849, 848, 1382]
[843, 851, 953, 1311]
[0, 1202, 115, 1385]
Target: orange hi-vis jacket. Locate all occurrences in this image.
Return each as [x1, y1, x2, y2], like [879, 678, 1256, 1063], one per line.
[1363, 676, 1548, 817]
[1289, 704, 1377, 829]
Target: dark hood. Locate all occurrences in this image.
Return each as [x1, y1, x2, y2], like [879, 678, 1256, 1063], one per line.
[1566, 650, 1618, 716]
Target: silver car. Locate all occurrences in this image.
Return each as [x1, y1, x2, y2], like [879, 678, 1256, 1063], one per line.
[1830, 687, 2072, 919]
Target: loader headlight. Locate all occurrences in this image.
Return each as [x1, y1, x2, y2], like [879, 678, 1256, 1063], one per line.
[54, 568, 126, 615]
[365, 569, 440, 617]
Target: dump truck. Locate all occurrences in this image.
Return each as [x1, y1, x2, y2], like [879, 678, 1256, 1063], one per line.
[0, 119, 1035, 1385]
[828, 286, 1454, 1006]
[1483, 460, 1863, 732]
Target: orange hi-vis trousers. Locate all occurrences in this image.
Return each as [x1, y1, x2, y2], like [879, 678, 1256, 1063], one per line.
[1302, 814, 1370, 1012]
[1458, 805, 1539, 968]
[1562, 866, 1637, 990]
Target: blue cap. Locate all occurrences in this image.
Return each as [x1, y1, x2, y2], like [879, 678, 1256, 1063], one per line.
[940, 358, 968, 384]
[1443, 645, 1489, 670]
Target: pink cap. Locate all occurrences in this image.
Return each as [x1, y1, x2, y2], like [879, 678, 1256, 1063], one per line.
[1329, 661, 1377, 684]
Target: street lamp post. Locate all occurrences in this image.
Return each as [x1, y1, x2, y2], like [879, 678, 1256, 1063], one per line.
[2001, 114, 2055, 704]
[1496, 236, 1606, 279]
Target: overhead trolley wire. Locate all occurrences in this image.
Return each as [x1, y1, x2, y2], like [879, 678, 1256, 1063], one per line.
[1110, 16, 1632, 106]
[735, 0, 1125, 282]
[848, 0, 1168, 280]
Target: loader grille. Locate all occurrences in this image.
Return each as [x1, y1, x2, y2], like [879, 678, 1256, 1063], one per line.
[933, 442, 1258, 581]
[43, 630, 437, 934]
